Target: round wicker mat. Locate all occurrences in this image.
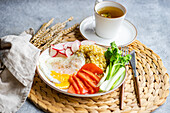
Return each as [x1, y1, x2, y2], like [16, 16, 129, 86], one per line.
[28, 40, 169, 113]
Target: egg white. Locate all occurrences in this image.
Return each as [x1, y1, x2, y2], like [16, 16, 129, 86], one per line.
[39, 53, 85, 84]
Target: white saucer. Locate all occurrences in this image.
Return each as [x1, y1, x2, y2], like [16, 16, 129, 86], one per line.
[80, 16, 137, 47]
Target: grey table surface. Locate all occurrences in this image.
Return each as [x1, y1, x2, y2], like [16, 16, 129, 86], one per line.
[0, 0, 169, 112]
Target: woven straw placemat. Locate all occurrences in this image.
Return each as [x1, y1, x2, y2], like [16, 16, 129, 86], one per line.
[28, 39, 169, 113]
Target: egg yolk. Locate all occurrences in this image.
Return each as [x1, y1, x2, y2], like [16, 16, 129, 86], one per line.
[50, 71, 70, 89]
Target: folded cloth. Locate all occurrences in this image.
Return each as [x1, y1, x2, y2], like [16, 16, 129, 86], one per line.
[0, 28, 40, 113]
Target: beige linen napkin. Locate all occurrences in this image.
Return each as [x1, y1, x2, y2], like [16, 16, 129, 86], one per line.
[0, 28, 40, 113]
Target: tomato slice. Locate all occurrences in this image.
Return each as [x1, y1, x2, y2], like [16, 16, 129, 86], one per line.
[69, 75, 80, 94]
[77, 72, 96, 88]
[73, 75, 88, 94]
[82, 69, 100, 82]
[68, 85, 76, 94]
[80, 63, 103, 74]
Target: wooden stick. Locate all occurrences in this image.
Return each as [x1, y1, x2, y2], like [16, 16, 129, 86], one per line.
[134, 76, 141, 107]
[120, 82, 125, 110]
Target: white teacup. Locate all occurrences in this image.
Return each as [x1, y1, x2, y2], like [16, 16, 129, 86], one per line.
[94, 1, 127, 39]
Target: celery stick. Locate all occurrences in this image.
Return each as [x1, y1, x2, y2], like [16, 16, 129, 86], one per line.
[109, 64, 116, 80]
[106, 62, 112, 80]
[97, 66, 109, 87]
[105, 67, 125, 91]
[99, 80, 109, 91]
[110, 64, 120, 79]
[111, 70, 125, 89]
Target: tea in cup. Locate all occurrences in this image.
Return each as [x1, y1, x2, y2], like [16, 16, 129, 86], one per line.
[94, 1, 126, 39]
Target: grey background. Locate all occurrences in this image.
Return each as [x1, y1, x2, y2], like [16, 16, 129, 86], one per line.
[0, 0, 169, 112]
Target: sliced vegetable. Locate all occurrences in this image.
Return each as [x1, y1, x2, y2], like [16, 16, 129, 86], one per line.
[68, 63, 102, 94]
[105, 67, 125, 91]
[82, 69, 100, 82]
[68, 85, 76, 94]
[56, 52, 66, 57]
[83, 81, 95, 94]
[99, 80, 109, 91]
[111, 70, 125, 89]
[50, 40, 82, 58]
[52, 51, 58, 57]
[49, 45, 58, 57]
[76, 40, 81, 46]
[81, 40, 95, 45]
[71, 40, 80, 52]
[77, 72, 97, 88]
[97, 66, 109, 87]
[58, 50, 65, 55]
[99, 67, 125, 91]
[73, 74, 88, 94]
[53, 43, 64, 51]
[80, 63, 103, 75]
[63, 42, 73, 49]
[69, 75, 80, 94]
[98, 41, 131, 91]
[107, 63, 120, 80]
[94, 87, 99, 92]
[65, 48, 73, 57]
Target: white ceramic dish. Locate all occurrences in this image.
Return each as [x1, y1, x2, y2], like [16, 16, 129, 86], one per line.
[80, 16, 137, 47]
[37, 44, 127, 97]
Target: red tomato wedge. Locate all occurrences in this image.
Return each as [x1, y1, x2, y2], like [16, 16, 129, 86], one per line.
[81, 69, 100, 82]
[80, 63, 103, 74]
[69, 75, 80, 94]
[77, 72, 96, 88]
[68, 85, 76, 94]
[73, 75, 88, 94]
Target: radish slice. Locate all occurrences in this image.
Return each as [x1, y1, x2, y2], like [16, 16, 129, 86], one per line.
[75, 40, 81, 47]
[56, 52, 66, 57]
[66, 48, 73, 57]
[63, 42, 73, 49]
[81, 40, 96, 45]
[71, 40, 80, 52]
[52, 51, 58, 57]
[58, 50, 66, 55]
[53, 43, 64, 51]
[49, 46, 58, 57]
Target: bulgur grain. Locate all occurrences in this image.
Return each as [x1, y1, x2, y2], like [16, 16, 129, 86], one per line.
[77, 45, 106, 71]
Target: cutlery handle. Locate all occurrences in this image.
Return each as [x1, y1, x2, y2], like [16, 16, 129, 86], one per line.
[134, 76, 141, 107]
[120, 82, 125, 110]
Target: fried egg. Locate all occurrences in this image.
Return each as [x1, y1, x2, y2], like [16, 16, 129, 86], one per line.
[39, 53, 85, 84]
